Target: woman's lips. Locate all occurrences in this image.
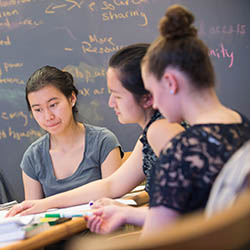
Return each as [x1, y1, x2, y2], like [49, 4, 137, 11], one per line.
[46, 122, 60, 128]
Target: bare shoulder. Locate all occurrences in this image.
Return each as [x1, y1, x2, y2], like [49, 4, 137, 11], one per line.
[147, 119, 184, 139]
[147, 119, 184, 156]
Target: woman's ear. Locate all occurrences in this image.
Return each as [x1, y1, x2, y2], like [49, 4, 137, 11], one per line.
[141, 93, 153, 109]
[70, 92, 77, 107]
[163, 72, 178, 95]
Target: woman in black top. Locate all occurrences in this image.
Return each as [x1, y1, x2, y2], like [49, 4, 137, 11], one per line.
[86, 4, 250, 237]
[141, 4, 250, 236]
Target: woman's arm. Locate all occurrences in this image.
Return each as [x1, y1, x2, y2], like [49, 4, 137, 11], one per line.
[86, 206, 148, 234]
[22, 172, 44, 200]
[141, 206, 179, 238]
[92, 190, 149, 208]
[6, 139, 146, 216]
[101, 147, 122, 178]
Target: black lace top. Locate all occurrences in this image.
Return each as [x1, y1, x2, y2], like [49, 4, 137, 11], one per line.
[149, 113, 250, 214]
[140, 110, 163, 193]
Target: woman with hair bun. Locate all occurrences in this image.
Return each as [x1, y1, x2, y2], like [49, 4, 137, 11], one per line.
[86, 5, 250, 237]
[141, 4, 250, 235]
[15, 65, 123, 200]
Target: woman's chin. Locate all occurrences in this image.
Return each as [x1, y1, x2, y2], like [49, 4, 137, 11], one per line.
[117, 116, 127, 125]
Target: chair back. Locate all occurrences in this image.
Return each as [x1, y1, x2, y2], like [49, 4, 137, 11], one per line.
[0, 170, 13, 204]
[206, 140, 250, 216]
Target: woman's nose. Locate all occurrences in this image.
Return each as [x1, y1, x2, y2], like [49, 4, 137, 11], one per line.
[44, 109, 54, 121]
[108, 94, 115, 108]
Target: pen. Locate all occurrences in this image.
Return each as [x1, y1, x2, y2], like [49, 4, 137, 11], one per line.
[88, 200, 94, 207]
[45, 214, 61, 218]
[44, 213, 84, 218]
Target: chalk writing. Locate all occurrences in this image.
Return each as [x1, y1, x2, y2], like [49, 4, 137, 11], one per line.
[0, 4, 42, 29]
[88, 0, 147, 12]
[0, 126, 42, 141]
[0, 61, 25, 84]
[0, 77, 25, 84]
[0, 35, 11, 46]
[101, 0, 147, 9]
[78, 87, 106, 96]
[102, 10, 148, 26]
[0, 0, 31, 8]
[63, 62, 106, 84]
[209, 24, 246, 35]
[199, 21, 247, 36]
[0, 127, 43, 141]
[64, 47, 73, 51]
[0, 8, 19, 18]
[209, 43, 234, 68]
[0, 9, 43, 29]
[1, 111, 29, 127]
[0, 17, 12, 28]
[10, 18, 43, 28]
[89, 34, 115, 46]
[45, 0, 84, 14]
[79, 87, 90, 96]
[81, 33, 123, 55]
[93, 88, 105, 95]
[82, 41, 123, 54]
[0, 130, 7, 140]
[88, 2, 96, 12]
[8, 127, 42, 141]
[3, 62, 23, 72]
[63, 63, 107, 95]
[86, 0, 148, 26]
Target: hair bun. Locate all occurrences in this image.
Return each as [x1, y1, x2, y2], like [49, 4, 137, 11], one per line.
[159, 5, 197, 40]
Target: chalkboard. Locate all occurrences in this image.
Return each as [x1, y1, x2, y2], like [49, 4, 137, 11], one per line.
[0, 0, 249, 202]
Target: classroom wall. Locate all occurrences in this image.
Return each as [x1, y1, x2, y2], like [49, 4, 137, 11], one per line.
[0, 0, 249, 202]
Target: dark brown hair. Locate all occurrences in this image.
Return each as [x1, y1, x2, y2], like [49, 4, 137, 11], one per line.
[142, 5, 215, 89]
[26, 65, 79, 121]
[109, 43, 150, 103]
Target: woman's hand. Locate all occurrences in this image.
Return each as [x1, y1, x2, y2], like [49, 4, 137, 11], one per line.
[86, 205, 127, 234]
[91, 198, 125, 209]
[5, 199, 48, 217]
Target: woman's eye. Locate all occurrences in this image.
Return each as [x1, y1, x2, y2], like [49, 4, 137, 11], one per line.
[50, 103, 57, 108]
[33, 108, 41, 113]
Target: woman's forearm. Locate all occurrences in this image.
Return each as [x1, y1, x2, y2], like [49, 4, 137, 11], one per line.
[123, 206, 148, 227]
[43, 178, 115, 209]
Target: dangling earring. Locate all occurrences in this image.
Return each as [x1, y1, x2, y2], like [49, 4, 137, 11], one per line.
[72, 102, 75, 107]
[170, 90, 174, 94]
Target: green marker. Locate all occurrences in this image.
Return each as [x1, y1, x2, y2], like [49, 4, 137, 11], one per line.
[45, 212, 85, 218]
[45, 213, 61, 218]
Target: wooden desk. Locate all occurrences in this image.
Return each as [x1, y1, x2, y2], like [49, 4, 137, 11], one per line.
[0, 190, 147, 250]
[1, 217, 87, 250]
[123, 191, 149, 207]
